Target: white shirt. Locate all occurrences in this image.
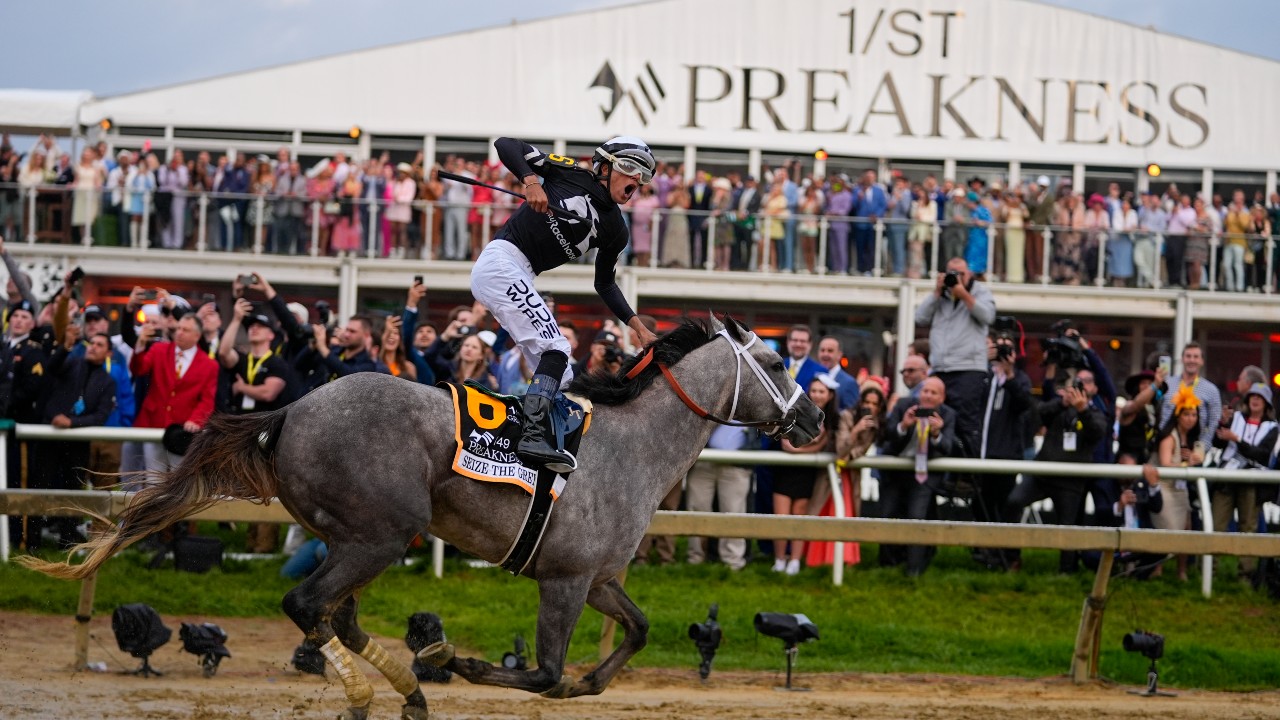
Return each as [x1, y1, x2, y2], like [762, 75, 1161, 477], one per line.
[173, 344, 198, 378]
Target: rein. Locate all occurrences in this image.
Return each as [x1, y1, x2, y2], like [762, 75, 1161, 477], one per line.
[626, 328, 802, 436]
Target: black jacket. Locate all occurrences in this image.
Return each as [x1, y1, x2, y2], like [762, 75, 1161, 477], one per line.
[980, 367, 1033, 460]
[881, 398, 959, 490]
[1036, 396, 1107, 463]
[42, 349, 116, 427]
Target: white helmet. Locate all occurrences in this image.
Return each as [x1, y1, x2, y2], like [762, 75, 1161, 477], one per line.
[592, 136, 655, 185]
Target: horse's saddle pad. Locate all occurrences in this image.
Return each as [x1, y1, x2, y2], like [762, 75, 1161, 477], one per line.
[444, 381, 590, 500]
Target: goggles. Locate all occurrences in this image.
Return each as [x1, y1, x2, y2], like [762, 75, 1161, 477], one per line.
[600, 152, 653, 185]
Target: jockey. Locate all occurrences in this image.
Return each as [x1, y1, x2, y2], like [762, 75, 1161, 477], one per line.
[472, 136, 659, 473]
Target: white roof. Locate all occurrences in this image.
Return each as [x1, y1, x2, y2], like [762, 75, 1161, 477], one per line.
[0, 89, 93, 134]
[60, 0, 1280, 170]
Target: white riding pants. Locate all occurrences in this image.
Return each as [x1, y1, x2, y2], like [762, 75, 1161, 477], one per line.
[471, 240, 574, 386]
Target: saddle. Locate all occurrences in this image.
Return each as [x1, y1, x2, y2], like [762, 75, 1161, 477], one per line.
[443, 381, 591, 574]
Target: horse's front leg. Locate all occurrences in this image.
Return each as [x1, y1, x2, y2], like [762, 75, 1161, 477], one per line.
[561, 577, 648, 697]
[418, 575, 591, 695]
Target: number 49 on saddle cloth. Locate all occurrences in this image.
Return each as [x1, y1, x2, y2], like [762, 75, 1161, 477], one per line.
[444, 380, 591, 499]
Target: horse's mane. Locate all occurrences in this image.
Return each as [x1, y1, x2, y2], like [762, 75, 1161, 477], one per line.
[566, 318, 717, 406]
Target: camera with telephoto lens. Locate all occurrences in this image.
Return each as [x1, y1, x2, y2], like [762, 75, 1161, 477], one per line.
[1041, 319, 1086, 370]
[944, 269, 961, 288]
[603, 345, 624, 364]
[992, 315, 1018, 361]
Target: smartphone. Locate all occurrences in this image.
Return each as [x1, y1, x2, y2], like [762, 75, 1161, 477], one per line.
[140, 289, 158, 301]
[1157, 355, 1172, 375]
[68, 266, 85, 284]
[915, 407, 935, 419]
[201, 293, 217, 306]
[413, 275, 424, 286]
[238, 274, 259, 287]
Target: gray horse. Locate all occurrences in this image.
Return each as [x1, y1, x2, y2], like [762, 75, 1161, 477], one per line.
[22, 315, 822, 719]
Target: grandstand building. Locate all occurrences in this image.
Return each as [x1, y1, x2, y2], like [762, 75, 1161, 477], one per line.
[2, 0, 1279, 390]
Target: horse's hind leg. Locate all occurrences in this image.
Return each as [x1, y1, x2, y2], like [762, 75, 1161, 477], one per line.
[423, 574, 592, 695]
[282, 542, 410, 720]
[561, 577, 649, 697]
[332, 594, 429, 720]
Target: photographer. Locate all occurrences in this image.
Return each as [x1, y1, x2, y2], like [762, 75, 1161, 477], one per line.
[915, 257, 995, 458]
[1004, 371, 1107, 573]
[575, 329, 625, 377]
[400, 280, 436, 385]
[1211, 382, 1276, 580]
[217, 298, 289, 413]
[1117, 366, 1168, 465]
[971, 329, 1032, 568]
[312, 315, 379, 379]
[1104, 460, 1165, 579]
[879, 376, 957, 576]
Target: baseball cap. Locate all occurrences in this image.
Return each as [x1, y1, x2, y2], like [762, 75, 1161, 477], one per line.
[83, 304, 106, 320]
[594, 330, 620, 345]
[243, 313, 278, 335]
[1036, 175, 1051, 187]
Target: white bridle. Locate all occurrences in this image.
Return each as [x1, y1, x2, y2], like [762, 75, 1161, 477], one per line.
[714, 328, 805, 434]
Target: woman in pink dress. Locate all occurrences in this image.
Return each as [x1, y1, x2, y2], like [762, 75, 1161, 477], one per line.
[628, 183, 660, 266]
[805, 381, 885, 568]
[306, 167, 336, 256]
[386, 162, 416, 259]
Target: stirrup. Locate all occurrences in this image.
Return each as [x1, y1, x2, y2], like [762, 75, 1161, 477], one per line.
[545, 451, 577, 475]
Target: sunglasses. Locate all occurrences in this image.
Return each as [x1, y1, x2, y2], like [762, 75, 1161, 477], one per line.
[601, 152, 653, 185]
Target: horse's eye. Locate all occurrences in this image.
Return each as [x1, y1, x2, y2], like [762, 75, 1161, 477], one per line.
[772, 362, 784, 372]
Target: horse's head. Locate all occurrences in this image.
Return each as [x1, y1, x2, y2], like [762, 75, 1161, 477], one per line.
[708, 314, 824, 445]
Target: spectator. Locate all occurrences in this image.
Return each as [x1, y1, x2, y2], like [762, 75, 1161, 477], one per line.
[816, 336, 859, 411]
[1135, 193, 1168, 288]
[973, 334, 1032, 536]
[312, 315, 380, 379]
[1005, 373, 1106, 574]
[806, 380, 886, 567]
[1104, 461, 1166, 578]
[687, 171, 712, 268]
[852, 169, 887, 275]
[158, 150, 189, 250]
[963, 191, 992, 276]
[216, 154, 249, 251]
[1117, 366, 1168, 465]
[448, 333, 496, 386]
[771, 375, 838, 575]
[1081, 193, 1109, 284]
[130, 313, 219, 477]
[387, 163, 416, 259]
[885, 176, 912, 276]
[1186, 196, 1213, 290]
[440, 156, 473, 261]
[401, 281, 437, 386]
[71, 147, 104, 243]
[907, 182, 936, 279]
[897, 353, 930, 400]
[999, 189, 1028, 283]
[708, 178, 735, 271]
[31, 329, 116, 548]
[660, 178, 691, 268]
[1153, 386, 1207, 581]
[761, 181, 789, 271]
[940, 187, 968, 265]
[1109, 196, 1138, 287]
[628, 182, 660, 267]
[796, 183, 822, 273]
[573, 329, 623, 378]
[780, 324, 822, 389]
[307, 165, 337, 256]
[1249, 204, 1272, 290]
[273, 161, 307, 254]
[377, 314, 415, 381]
[246, 157, 276, 249]
[826, 176, 854, 274]
[1159, 342, 1222, 437]
[1211, 382, 1276, 581]
[0, 146, 20, 240]
[879, 376, 957, 576]
[125, 157, 155, 247]
[1222, 190, 1251, 293]
[1025, 176, 1054, 282]
[1051, 193, 1085, 285]
[731, 175, 761, 271]
[71, 304, 136, 479]
[684, 425, 757, 571]
[915, 257, 996, 457]
[1166, 193, 1196, 287]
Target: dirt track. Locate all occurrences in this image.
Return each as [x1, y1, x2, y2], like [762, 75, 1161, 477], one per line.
[1, 611, 1276, 719]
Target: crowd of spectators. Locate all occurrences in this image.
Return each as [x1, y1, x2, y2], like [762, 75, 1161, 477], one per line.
[4, 134, 1280, 293]
[0, 233, 1274, 583]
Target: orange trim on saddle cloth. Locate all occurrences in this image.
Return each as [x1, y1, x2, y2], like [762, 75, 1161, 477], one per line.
[447, 384, 572, 499]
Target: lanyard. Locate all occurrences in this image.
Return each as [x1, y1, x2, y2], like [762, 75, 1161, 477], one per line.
[245, 348, 273, 384]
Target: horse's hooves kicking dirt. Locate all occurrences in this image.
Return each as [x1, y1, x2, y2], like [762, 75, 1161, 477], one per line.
[415, 641, 455, 667]
[540, 675, 576, 699]
[337, 705, 370, 720]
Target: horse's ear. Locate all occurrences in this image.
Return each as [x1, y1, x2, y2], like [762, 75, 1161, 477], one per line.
[708, 311, 725, 335]
[723, 315, 747, 342]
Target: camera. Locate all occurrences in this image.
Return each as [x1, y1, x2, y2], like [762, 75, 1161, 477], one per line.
[140, 289, 159, 302]
[315, 301, 331, 327]
[457, 324, 475, 338]
[1123, 630, 1164, 660]
[603, 345, 624, 364]
[68, 266, 85, 285]
[1072, 377, 1085, 392]
[688, 604, 722, 681]
[237, 273, 259, 287]
[943, 269, 961, 288]
[1132, 478, 1151, 505]
[915, 406, 935, 419]
[995, 342, 1014, 362]
[1041, 319, 1086, 371]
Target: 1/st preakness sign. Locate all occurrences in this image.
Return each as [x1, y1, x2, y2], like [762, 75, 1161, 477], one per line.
[567, 0, 1277, 168]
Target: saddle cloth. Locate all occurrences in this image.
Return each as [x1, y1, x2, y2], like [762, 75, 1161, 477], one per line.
[444, 381, 591, 500]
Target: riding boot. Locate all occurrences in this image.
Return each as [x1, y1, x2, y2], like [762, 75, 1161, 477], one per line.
[517, 373, 577, 474]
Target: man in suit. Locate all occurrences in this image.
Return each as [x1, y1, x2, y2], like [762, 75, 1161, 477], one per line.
[130, 313, 219, 476]
[782, 325, 824, 390]
[879, 376, 958, 576]
[688, 170, 712, 268]
[852, 169, 888, 274]
[816, 336, 859, 412]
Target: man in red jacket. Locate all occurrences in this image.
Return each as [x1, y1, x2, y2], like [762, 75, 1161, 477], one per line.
[130, 313, 219, 476]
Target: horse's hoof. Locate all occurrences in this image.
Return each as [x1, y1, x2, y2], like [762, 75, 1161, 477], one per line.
[415, 641, 455, 667]
[337, 705, 370, 720]
[540, 675, 575, 699]
[401, 704, 430, 720]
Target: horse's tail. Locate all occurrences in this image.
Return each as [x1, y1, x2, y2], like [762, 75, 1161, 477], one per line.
[16, 408, 290, 580]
